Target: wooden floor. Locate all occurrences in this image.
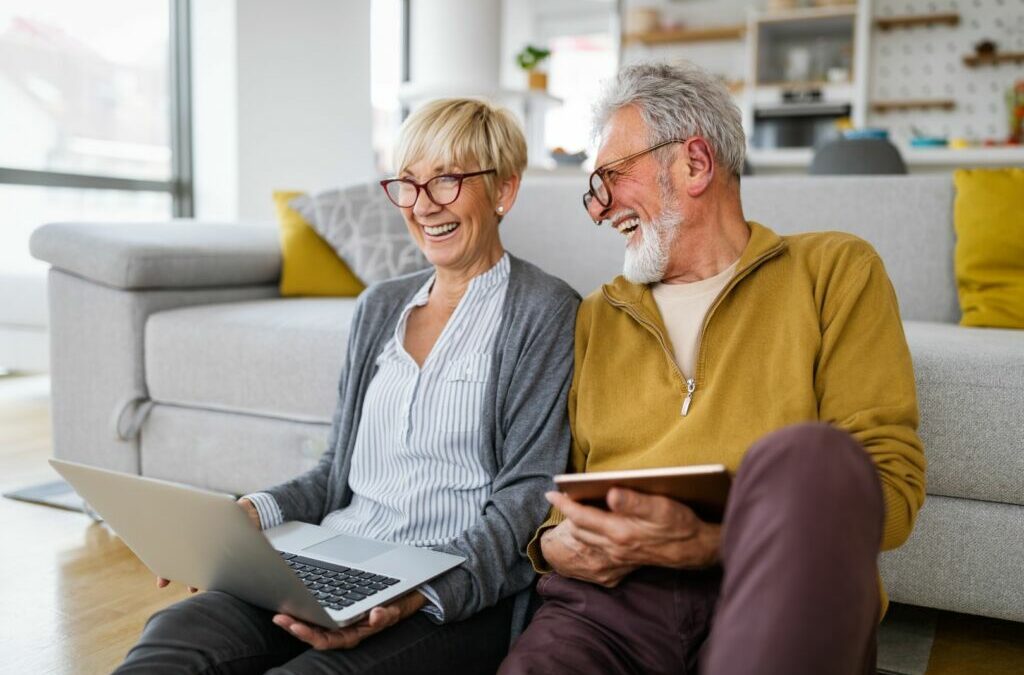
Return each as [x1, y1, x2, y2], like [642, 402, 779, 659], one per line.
[1, 373, 1022, 674]
[0, 375, 187, 674]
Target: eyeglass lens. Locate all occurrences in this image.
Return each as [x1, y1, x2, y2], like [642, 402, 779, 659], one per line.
[385, 175, 462, 208]
[589, 172, 610, 206]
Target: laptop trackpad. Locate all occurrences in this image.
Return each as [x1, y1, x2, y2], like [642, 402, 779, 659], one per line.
[302, 534, 396, 564]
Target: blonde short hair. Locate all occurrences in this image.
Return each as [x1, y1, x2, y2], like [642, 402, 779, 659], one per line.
[393, 98, 527, 198]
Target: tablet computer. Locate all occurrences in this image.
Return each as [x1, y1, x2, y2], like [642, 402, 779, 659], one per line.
[553, 464, 731, 522]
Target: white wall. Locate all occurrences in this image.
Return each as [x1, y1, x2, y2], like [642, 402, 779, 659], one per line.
[192, 0, 374, 223]
[500, 0, 535, 91]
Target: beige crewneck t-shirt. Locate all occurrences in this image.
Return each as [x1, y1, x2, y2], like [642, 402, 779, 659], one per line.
[651, 260, 738, 379]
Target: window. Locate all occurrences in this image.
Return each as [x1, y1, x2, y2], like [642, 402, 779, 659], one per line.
[0, 0, 191, 274]
[370, 0, 407, 175]
[527, 1, 618, 165]
[544, 33, 618, 158]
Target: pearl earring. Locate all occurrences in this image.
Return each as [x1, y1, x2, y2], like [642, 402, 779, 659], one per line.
[496, 205, 504, 214]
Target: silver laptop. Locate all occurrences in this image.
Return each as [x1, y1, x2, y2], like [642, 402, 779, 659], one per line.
[50, 459, 464, 629]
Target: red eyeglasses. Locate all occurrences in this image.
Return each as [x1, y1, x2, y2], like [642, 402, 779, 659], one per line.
[380, 170, 496, 208]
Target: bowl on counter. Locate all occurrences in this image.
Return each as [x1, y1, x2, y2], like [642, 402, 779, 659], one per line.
[550, 148, 588, 167]
[909, 136, 947, 148]
[843, 128, 889, 140]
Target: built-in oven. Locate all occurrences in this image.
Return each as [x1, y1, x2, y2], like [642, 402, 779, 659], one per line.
[751, 92, 851, 149]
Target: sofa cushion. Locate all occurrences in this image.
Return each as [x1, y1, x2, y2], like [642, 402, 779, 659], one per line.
[904, 320, 1024, 505]
[30, 221, 282, 290]
[879, 494, 1024, 623]
[140, 404, 330, 496]
[293, 183, 430, 285]
[953, 168, 1024, 329]
[507, 175, 959, 325]
[274, 190, 365, 297]
[742, 176, 958, 324]
[146, 298, 355, 423]
[504, 174, 638, 295]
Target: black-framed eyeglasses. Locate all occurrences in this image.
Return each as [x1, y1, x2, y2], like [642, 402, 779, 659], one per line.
[582, 139, 689, 218]
[379, 169, 496, 208]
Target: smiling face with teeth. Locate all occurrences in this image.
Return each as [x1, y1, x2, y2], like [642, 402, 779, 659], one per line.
[587, 107, 687, 284]
[398, 157, 518, 277]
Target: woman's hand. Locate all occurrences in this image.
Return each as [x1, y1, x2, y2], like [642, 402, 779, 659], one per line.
[273, 591, 428, 650]
[155, 498, 261, 592]
[155, 576, 198, 594]
[236, 497, 261, 529]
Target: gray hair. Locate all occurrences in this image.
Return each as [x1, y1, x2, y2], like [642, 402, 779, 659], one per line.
[593, 61, 746, 177]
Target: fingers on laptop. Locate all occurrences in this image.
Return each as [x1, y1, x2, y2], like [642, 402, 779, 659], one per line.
[368, 605, 401, 628]
[155, 576, 197, 593]
[273, 613, 389, 650]
[236, 498, 261, 529]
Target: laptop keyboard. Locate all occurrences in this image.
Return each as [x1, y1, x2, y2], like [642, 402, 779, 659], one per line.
[278, 551, 400, 611]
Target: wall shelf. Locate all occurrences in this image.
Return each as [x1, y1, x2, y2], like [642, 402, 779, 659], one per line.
[874, 13, 960, 30]
[622, 24, 745, 46]
[752, 7, 857, 87]
[871, 99, 956, 113]
[756, 80, 847, 88]
[747, 146, 1024, 170]
[758, 5, 857, 24]
[963, 52, 1024, 67]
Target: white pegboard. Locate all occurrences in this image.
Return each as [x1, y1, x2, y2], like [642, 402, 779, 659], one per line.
[869, 0, 1024, 143]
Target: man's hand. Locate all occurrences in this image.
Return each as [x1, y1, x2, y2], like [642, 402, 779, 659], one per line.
[546, 488, 721, 571]
[540, 520, 638, 587]
[273, 591, 427, 650]
[156, 498, 261, 592]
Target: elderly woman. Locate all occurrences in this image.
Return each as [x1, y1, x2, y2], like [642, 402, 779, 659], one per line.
[116, 99, 579, 674]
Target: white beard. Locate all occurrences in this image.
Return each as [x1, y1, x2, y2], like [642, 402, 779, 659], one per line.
[623, 204, 681, 284]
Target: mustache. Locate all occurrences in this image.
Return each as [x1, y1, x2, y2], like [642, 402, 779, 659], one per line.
[607, 209, 637, 224]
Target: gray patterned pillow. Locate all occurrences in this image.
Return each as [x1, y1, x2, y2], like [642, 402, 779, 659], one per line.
[291, 183, 429, 285]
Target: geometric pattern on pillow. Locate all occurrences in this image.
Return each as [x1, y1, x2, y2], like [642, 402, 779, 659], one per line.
[291, 183, 429, 285]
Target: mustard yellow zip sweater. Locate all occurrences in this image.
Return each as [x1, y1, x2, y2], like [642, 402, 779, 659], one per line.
[528, 222, 927, 608]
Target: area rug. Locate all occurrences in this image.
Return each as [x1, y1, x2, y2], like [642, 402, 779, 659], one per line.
[3, 479, 85, 513]
[877, 603, 938, 674]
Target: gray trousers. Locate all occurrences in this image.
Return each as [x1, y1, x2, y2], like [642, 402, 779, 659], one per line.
[499, 423, 885, 675]
[115, 592, 513, 674]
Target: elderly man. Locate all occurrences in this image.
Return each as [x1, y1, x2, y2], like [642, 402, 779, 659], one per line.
[499, 62, 926, 675]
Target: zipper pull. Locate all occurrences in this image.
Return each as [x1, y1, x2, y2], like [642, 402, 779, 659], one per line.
[681, 378, 696, 416]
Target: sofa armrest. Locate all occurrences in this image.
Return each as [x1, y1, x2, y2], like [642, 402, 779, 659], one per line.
[30, 220, 281, 290]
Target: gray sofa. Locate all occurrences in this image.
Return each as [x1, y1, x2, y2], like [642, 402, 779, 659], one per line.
[30, 174, 1024, 624]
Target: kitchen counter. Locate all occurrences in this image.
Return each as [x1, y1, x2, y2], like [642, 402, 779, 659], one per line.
[748, 146, 1024, 174]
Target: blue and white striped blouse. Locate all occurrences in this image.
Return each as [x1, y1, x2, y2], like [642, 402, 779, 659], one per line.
[319, 253, 508, 544]
[248, 253, 510, 617]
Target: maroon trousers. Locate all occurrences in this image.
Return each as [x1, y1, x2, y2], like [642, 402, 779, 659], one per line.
[499, 423, 885, 675]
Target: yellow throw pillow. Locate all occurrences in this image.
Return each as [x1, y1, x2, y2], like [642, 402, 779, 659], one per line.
[273, 190, 365, 297]
[953, 168, 1024, 329]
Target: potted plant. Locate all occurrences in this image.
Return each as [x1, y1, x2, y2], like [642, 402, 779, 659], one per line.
[516, 45, 551, 92]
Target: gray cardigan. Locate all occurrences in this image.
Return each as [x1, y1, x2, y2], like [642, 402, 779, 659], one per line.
[264, 254, 579, 633]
